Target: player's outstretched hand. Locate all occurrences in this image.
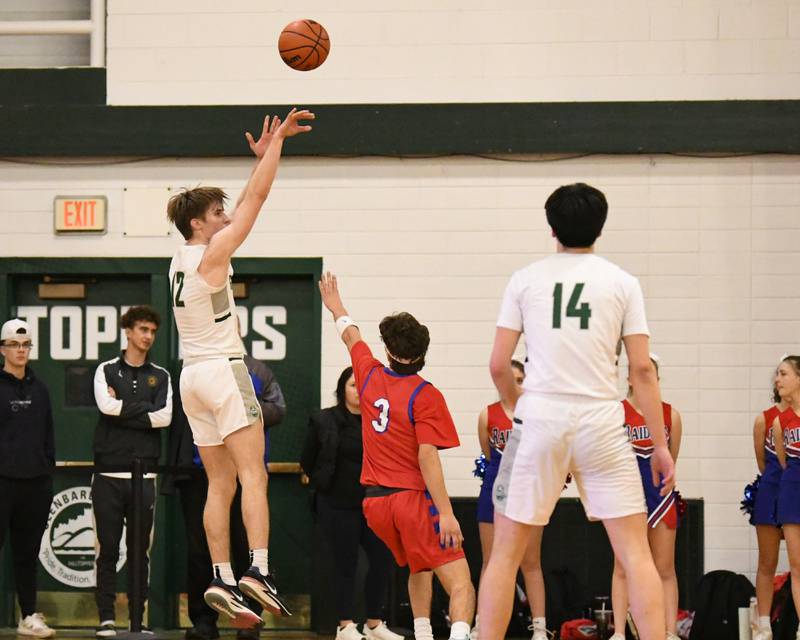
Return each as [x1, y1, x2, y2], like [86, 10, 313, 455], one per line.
[245, 114, 281, 158]
[438, 513, 464, 550]
[276, 108, 314, 138]
[651, 446, 675, 496]
[319, 271, 346, 317]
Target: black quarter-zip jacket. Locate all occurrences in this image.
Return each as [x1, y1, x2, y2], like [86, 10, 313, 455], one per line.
[93, 352, 172, 468]
[0, 366, 55, 479]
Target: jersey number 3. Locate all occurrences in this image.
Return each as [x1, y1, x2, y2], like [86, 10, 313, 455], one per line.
[371, 398, 390, 433]
[552, 282, 591, 329]
[171, 271, 185, 308]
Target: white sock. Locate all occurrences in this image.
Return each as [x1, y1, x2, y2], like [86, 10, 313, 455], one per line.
[414, 617, 434, 640]
[450, 621, 470, 640]
[760, 615, 771, 630]
[251, 548, 269, 575]
[531, 616, 546, 631]
[213, 562, 235, 586]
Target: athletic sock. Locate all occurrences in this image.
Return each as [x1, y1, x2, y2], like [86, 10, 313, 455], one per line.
[450, 620, 470, 640]
[213, 562, 235, 586]
[759, 615, 771, 630]
[414, 617, 434, 640]
[531, 616, 546, 631]
[251, 548, 269, 575]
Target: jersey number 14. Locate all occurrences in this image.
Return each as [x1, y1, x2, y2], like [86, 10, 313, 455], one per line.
[552, 282, 591, 329]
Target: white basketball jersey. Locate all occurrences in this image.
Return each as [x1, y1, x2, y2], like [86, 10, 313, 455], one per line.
[497, 253, 649, 400]
[169, 244, 244, 361]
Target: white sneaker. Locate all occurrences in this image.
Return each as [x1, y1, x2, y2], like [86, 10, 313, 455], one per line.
[336, 622, 366, 640]
[609, 635, 625, 640]
[753, 630, 772, 640]
[666, 633, 680, 640]
[532, 630, 548, 640]
[18, 613, 55, 638]
[469, 623, 479, 640]
[363, 622, 404, 640]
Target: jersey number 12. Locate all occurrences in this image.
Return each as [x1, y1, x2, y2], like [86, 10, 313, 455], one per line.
[171, 271, 185, 308]
[552, 282, 591, 329]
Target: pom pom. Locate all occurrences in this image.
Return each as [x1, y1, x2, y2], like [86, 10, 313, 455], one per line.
[473, 453, 487, 480]
[676, 491, 688, 520]
[741, 475, 760, 524]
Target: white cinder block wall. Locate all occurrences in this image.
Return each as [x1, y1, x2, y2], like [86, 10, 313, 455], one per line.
[105, 0, 800, 104]
[2, 154, 800, 584]
[4, 0, 800, 586]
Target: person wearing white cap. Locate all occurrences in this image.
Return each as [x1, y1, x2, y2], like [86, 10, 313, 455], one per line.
[0, 318, 56, 638]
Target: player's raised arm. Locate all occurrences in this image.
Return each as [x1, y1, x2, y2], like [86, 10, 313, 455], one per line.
[624, 333, 675, 494]
[200, 108, 314, 283]
[318, 271, 362, 352]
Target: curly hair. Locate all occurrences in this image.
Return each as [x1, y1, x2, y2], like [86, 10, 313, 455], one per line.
[121, 305, 161, 330]
[379, 312, 430, 375]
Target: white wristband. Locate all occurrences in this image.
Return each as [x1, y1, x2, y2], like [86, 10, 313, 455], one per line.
[335, 315, 357, 336]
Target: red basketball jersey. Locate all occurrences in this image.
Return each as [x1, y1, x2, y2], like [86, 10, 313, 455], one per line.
[486, 401, 513, 453]
[763, 405, 782, 455]
[350, 341, 460, 490]
[622, 399, 672, 458]
[780, 408, 800, 459]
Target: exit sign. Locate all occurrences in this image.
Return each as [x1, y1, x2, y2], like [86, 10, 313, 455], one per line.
[54, 196, 107, 233]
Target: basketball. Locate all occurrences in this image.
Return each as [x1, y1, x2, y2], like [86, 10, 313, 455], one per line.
[278, 19, 330, 71]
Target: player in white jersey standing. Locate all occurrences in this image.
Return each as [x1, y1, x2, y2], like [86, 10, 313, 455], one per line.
[476, 183, 675, 640]
[167, 108, 313, 627]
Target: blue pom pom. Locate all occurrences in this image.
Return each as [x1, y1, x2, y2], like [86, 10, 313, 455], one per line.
[473, 453, 487, 480]
[741, 475, 760, 524]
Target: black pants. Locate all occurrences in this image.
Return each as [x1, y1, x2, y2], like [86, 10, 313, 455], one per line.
[177, 474, 259, 631]
[0, 475, 53, 618]
[91, 474, 156, 622]
[316, 493, 393, 622]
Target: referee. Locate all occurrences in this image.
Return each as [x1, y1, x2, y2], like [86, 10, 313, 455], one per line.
[92, 306, 172, 638]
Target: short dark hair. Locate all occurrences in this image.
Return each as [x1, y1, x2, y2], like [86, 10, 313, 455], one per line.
[511, 359, 525, 375]
[167, 187, 227, 240]
[334, 366, 354, 408]
[121, 305, 161, 330]
[545, 183, 608, 248]
[379, 312, 430, 375]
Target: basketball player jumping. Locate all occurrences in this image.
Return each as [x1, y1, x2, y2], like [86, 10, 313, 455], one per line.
[168, 108, 313, 627]
[319, 272, 476, 640]
[477, 183, 676, 640]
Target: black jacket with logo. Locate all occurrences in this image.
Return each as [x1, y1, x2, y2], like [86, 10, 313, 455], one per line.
[0, 366, 55, 479]
[93, 352, 172, 468]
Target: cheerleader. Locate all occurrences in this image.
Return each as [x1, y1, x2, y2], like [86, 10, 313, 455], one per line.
[610, 355, 683, 640]
[750, 363, 789, 640]
[771, 356, 800, 640]
[474, 360, 546, 640]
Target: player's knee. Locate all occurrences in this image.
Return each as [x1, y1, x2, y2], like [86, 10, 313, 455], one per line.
[208, 474, 237, 500]
[519, 554, 542, 574]
[758, 553, 779, 574]
[238, 464, 267, 489]
[654, 557, 675, 580]
[449, 578, 476, 606]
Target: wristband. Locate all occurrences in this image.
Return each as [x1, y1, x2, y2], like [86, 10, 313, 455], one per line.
[335, 315, 357, 336]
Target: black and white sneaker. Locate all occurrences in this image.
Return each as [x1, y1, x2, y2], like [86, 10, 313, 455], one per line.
[96, 621, 116, 638]
[238, 566, 292, 616]
[203, 578, 263, 629]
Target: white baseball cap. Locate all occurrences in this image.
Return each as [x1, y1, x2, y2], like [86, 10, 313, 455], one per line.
[1, 319, 31, 342]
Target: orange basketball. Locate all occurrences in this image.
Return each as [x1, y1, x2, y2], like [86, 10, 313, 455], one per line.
[278, 19, 330, 71]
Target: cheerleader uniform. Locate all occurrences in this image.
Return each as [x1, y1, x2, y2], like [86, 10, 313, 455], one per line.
[477, 402, 513, 523]
[752, 405, 783, 526]
[622, 399, 680, 529]
[777, 408, 800, 524]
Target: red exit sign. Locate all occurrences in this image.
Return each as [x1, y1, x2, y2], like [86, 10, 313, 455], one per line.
[54, 196, 107, 233]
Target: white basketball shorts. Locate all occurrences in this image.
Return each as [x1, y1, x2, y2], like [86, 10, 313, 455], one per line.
[493, 392, 645, 525]
[180, 357, 262, 447]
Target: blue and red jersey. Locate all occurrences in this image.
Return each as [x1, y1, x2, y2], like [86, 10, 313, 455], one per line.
[350, 341, 460, 490]
[622, 399, 672, 458]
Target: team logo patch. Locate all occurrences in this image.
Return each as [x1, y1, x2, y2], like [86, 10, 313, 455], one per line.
[147, 375, 158, 388]
[39, 486, 127, 588]
[494, 484, 507, 503]
[249, 404, 259, 418]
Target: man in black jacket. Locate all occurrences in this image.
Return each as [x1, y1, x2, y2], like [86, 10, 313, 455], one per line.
[0, 319, 56, 638]
[163, 346, 285, 640]
[92, 306, 172, 638]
